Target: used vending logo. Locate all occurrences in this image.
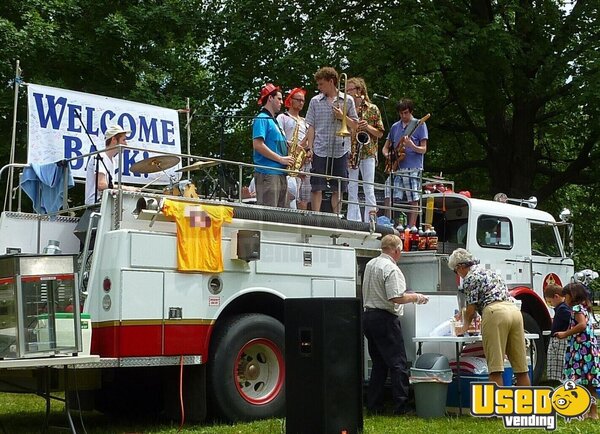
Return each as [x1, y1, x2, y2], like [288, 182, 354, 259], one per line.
[471, 380, 592, 430]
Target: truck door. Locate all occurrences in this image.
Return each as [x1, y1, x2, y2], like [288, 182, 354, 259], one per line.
[529, 221, 573, 291]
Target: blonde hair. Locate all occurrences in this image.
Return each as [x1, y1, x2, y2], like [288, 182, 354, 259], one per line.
[347, 77, 371, 103]
[381, 234, 402, 253]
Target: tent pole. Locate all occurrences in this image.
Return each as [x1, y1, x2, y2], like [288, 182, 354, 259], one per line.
[6, 60, 21, 212]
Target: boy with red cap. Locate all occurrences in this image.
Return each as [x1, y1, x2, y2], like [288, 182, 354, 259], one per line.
[252, 83, 294, 207]
[276, 87, 312, 210]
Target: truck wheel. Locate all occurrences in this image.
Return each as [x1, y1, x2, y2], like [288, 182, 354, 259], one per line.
[522, 312, 546, 385]
[208, 313, 285, 422]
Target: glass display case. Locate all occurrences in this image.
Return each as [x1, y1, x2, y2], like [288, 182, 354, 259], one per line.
[0, 254, 81, 359]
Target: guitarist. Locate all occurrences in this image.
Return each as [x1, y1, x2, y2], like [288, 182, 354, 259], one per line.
[382, 99, 428, 227]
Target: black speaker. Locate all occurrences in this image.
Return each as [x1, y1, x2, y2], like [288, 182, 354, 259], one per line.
[285, 298, 363, 434]
[235, 230, 260, 261]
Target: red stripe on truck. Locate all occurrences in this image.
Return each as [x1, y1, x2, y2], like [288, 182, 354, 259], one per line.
[91, 322, 214, 358]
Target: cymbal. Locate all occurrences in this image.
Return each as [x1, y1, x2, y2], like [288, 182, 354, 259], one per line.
[130, 156, 180, 174]
[176, 160, 219, 172]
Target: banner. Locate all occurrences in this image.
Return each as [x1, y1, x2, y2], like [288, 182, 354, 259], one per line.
[27, 83, 182, 185]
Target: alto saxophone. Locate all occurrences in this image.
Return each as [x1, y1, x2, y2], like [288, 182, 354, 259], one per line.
[287, 122, 307, 177]
[350, 98, 369, 169]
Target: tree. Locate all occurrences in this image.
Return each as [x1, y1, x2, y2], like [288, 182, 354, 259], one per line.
[0, 0, 210, 165]
[354, 1, 600, 199]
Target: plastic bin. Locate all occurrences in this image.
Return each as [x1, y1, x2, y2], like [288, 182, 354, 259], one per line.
[447, 359, 533, 408]
[447, 374, 487, 408]
[503, 357, 533, 385]
[410, 353, 452, 418]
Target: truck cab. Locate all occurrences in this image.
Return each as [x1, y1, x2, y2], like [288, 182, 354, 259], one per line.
[405, 192, 574, 383]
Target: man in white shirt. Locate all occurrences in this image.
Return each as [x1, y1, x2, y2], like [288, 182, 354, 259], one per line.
[363, 234, 429, 415]
[85, 125, 137, 205]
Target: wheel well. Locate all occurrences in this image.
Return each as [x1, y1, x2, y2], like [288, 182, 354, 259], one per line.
[512, 288, 551, 332]
[218, 292, 284, 325]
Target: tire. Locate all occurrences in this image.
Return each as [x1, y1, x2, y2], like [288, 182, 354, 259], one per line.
[208, 313, 285, 422]
[522, 311, 546, 385]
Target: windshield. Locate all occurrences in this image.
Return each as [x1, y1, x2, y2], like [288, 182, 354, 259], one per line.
[530, 222, 562, 257]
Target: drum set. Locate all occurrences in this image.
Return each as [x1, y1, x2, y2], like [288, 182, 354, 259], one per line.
[130, 155, 219, 199]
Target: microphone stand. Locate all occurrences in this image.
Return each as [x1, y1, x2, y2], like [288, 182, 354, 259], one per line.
[373, 93, 395, 222]
[94, 153, 100, 203]
[74, 110, 113, 204]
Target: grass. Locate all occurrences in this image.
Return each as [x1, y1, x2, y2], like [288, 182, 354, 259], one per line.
[0, 393, 598, 434]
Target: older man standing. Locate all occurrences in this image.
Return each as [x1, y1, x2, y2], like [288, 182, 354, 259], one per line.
[363, 234, 429, 415]
[253, 83, 294, 207]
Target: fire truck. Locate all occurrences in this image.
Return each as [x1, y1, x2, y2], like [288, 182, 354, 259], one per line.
[0, 157, 576, 423]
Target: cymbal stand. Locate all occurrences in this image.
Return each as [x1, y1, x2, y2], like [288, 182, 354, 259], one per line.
[139, 164, 177, 192]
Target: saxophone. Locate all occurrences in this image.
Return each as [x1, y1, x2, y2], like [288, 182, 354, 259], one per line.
[350, 98, 369, 169]
[287, 121, 307, 177]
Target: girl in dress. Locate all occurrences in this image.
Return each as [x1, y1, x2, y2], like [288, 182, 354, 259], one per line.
[556, 282, 600, 419]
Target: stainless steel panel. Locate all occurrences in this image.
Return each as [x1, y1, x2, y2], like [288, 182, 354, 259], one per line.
[400, 252, 456, 292]
[19, 256, 75, 276]
[0, 255, 75, 278]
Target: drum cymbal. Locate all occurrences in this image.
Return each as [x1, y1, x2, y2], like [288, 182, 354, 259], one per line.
[176, 160, 219, 172]
[130, 155, 180, 174]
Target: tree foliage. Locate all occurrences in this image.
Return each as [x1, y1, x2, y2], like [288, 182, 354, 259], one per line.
[0, 0, 599, 269]
[0, 0, 210, 163]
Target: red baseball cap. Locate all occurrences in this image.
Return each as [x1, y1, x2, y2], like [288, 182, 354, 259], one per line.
[284, 87, 307, 108]
[257, 83, 281, 105]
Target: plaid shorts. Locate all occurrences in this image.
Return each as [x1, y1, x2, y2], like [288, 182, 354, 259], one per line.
[384, 169, 422, 201]
[546, 336, 568, 382]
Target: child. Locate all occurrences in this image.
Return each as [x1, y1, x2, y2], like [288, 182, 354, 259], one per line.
[544, 283, 571, 383]
[556, 282, 600, 419]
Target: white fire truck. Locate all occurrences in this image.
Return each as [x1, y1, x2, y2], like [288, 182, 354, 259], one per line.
[0, 158, 576, 423]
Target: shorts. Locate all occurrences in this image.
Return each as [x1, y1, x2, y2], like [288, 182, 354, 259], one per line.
[546, 336, 568, 382]
[384, 169, 422, 202]
[481, 301, 528, 374]
[310, 154, 348, 193]
[254, 172, 287, 208]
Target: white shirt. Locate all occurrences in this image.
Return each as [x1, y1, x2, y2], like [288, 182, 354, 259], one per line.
[362, 253, 407, 316]
[276, 112, 307, 143]
[85, 154, 114, 205]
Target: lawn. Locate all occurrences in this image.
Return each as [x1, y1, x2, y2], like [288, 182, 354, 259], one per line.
[0, 392, 597, 434]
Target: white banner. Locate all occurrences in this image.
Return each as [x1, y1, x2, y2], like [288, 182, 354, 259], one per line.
[27, 83, 182, 185]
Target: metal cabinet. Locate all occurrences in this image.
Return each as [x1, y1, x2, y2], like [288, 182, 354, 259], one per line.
[0, 254, 81, 358]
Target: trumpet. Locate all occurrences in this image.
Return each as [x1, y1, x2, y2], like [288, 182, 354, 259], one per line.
[335, 73, 351, 137]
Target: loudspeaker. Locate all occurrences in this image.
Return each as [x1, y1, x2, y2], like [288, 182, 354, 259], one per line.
[233, 230, 260, 261]
[285, 298, 363, 434]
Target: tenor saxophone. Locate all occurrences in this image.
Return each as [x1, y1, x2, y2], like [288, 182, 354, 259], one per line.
[350, 98, 369, 169]
[287, 122, 307, 177]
